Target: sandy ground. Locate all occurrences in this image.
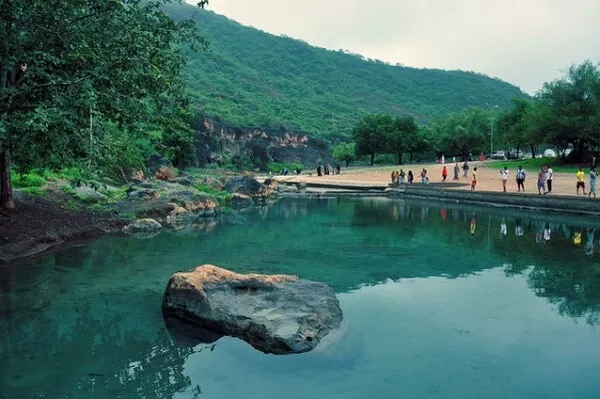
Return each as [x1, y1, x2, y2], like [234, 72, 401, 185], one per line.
[275, 161, 595, 198]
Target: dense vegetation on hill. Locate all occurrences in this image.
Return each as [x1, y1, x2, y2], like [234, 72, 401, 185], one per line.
[166, 4, 525, 141]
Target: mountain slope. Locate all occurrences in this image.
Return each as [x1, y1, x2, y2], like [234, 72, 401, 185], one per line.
[168, 4, 525, 140]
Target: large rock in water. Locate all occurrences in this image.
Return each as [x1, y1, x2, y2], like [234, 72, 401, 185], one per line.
[162, 265, 344, 354]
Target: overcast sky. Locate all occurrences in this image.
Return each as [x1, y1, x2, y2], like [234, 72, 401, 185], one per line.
[196, 0, 600, 94]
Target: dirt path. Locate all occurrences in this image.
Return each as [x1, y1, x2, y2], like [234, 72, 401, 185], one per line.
[278, 161, 594, 198]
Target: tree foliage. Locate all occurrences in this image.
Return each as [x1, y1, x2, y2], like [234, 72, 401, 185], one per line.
[0, 0, 203, 208]
[498, 60, 600, 161]
[332, 142, 356, 167]
[427, 107, 491, 160]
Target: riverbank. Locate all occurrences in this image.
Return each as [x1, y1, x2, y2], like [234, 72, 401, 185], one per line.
[2, 161, 597, 264]
[0, 194, 126, 264]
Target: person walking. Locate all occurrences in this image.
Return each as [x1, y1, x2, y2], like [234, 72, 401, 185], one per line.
[442, 166, 448, 182]
[577, 167, 586, 195]
[516, 166, 526, 192]
[407, 170, 414, 184]
[471, 167, 478, 191]
[589, 167, 597, 199]
[462, 161, 469, 178]
[453, 163, 460, 180]
[500, 166, 509, 192]
[399, 169, 406, 184]
[545, 166, 553, 194]
[537, 166, 546, 195]
[421, 168, 429, 184]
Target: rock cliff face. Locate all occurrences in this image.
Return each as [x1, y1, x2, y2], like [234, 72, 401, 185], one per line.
[194, 117, 333, 169]
[162, 265, 344, 354]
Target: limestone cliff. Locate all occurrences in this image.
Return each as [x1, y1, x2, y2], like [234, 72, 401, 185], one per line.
[194, 117, 333, 170]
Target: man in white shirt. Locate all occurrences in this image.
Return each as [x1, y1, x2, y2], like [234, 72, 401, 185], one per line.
[501, 166, 509, 192]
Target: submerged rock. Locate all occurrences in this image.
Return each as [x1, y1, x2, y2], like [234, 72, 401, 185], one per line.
[162, 265, 344, 355]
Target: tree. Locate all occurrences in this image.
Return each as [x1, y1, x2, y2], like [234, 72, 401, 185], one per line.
[431, 107, 489, 160]
[352, 114, 390, 165]
[537, 60, 600, 161]
[0, 0, 204, 210]
[332, 142, 356, 167]
[387, 115, 419, 164]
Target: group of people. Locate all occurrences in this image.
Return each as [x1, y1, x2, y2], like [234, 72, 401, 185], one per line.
[497, 165, 597, 198]
[316, 164, 341, 176]
[390, 168, 436, 185]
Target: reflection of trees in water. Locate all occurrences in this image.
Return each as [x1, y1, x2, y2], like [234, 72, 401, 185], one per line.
[351, 198, 600, 326]
[1, 301, 195, 398]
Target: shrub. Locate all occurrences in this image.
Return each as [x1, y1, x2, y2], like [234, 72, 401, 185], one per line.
[13, 172, 46, 188]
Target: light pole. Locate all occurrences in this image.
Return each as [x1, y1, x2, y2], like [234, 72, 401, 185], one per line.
[490, 105, 498, 156]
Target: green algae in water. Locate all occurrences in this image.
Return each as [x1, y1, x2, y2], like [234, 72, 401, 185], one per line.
[1, 197, 600, 398]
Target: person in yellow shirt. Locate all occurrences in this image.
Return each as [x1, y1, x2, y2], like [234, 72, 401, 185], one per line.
[576, 167, 586, 195]
[471, 167, 478, 191]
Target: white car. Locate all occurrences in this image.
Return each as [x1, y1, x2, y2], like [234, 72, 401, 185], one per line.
[543, 149, 557, 158]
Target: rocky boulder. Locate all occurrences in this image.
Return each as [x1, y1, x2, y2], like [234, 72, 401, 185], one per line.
[122, 218, 163, 237]
[168, 190, 220, 217]
[147, 155, 173, 175]
[224, 176, 265, 196]
[162, 265, 343, 355]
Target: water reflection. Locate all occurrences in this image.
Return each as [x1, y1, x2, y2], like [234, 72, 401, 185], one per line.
[1, 198, 600, 398]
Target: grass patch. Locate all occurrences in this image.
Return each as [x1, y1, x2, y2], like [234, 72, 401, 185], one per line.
[20, 187, 45, 196]
[12, 171, 47, 188]
[486, 158, 585, 174]
[195, 184, 231, 206]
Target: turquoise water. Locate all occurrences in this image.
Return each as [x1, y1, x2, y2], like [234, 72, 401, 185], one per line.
[2, 197, 600, 398]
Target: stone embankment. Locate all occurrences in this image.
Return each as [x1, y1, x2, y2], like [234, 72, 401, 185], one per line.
[268, 177, 600, 217]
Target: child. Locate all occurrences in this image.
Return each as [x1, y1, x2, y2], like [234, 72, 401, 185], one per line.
[500, 166, 508, 192]
[471, 167, 478, 191]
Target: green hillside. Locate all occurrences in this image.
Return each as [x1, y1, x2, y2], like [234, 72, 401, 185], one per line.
[168, 4, 525, 140]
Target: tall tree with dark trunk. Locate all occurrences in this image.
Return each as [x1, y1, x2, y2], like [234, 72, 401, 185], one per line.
[0, 0, 204, 211]
[353, 114, 389, 165]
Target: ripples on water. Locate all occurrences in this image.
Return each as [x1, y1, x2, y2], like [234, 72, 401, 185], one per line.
[1, 198, 600, 398]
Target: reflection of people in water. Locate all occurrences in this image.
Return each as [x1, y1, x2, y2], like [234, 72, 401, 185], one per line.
[573, 231, 583, 246]
[586, 229, 596, 256]
[535, 222, 544, 244]
[441, 208, 447, 220]
[543, 223, 551, 242]
[515, 218, 524, 237]
[500, 217, 507, 236]
[470, 214, 477, 235]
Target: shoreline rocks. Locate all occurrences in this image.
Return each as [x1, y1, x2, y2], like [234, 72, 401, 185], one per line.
[162, 265, 344, 355]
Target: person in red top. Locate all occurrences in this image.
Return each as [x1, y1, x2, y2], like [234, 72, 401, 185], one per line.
[442, 166, 448, 182]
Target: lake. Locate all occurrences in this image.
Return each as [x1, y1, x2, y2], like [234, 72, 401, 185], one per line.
[2, 197, 600, 398]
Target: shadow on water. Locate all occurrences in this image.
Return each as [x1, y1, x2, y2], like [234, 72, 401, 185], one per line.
[1, 197, 600, 397]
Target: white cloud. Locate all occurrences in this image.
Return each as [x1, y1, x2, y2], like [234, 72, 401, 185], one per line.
[194, 0, 600, 94]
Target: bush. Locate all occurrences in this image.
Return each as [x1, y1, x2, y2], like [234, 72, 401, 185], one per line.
[373, 154, 396, 165]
